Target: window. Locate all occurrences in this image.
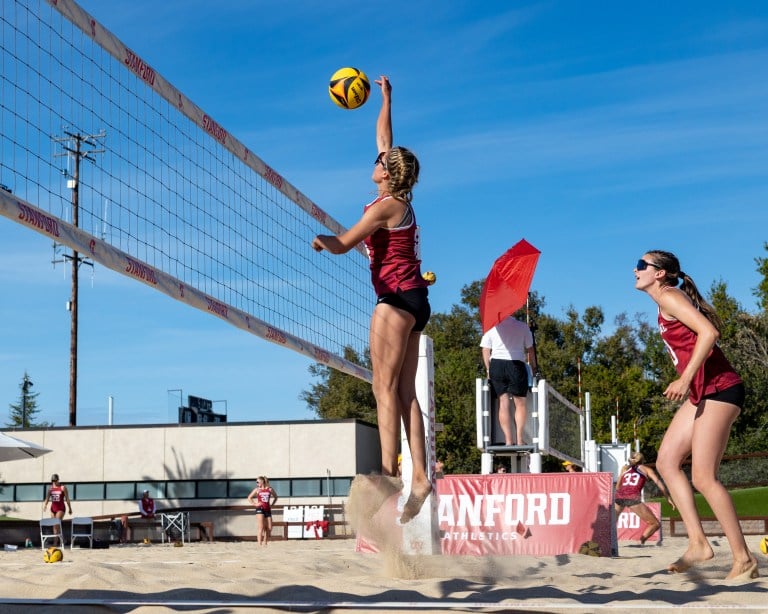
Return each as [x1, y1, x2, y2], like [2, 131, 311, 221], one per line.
[327, 477, 352, 497]
[7, 477, 354, 503]
[291, 479, 321, 497]
[106, 482, 135, 500]
[197, 480, 227, 499]
[73, 483, 104, 500]
[0, 484, 14, 502]
[138, 483, 165, 499]
[269, 479, 290, 497]
[166, 481, 195, 499]
[16, 484, 45, 502]
[228, 480, 253, 499]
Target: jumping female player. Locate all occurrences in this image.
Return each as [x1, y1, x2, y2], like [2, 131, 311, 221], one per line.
[312, 75, 431, 524]
[635, 250, 758, 581]
[614, 452, 674, 544]
[247, 476, 278, 546]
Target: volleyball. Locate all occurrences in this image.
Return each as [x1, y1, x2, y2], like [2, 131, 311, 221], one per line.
[328, 67, 370, 110]
[578, 540, 601, 557]
[422, 271, 436, 285]
[760, 536, 768, 556]
[43, 546, 63, 563]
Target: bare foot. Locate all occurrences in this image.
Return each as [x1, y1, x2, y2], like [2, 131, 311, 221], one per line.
[667, 543, 714, 573]
[399, 481, 432, 524]
[725, 555, 759, 582]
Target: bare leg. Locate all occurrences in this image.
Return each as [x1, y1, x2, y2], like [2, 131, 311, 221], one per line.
[657, 399, 756, 578]
[656, 400, 713, 572]
[687, 400, 756, 579]
[398, 331, 432, 524]
[497, 393, 513, 445]
[369, 304, 431, 524]
[256, 514, 265, 546]
[369, 304, 413, 478]
[265, 516, 272, 546]
[54, 510, 64, 546]
[629, 503, 661, 544]
[512, 394, 527, 445]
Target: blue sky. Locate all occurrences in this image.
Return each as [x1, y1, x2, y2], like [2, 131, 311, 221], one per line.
[2, 0, 767, 427]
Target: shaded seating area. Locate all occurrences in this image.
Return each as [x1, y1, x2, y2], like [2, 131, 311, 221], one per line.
[70, 517, 94, 549]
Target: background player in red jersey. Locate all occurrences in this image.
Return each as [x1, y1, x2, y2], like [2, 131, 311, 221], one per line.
[42, 473, 72, 546]
[42, 473, 72, 520]
[635, 250, 757, 581]
[614, 451, 674, 544]
[247, 476, 278, 546]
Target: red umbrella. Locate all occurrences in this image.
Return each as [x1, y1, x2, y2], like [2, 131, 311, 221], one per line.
[479, 239, 541, 333]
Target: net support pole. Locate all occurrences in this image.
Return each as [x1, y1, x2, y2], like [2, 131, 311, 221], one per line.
[476, 378, 494, 475]
[400, 335, 439, 555]
[529, 377, 542, 473]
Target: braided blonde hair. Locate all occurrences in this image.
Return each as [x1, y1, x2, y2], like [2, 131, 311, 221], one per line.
[384, 146, 419, 205]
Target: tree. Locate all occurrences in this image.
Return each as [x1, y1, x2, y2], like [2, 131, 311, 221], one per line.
[300, 347, 376, 422]
[7, 372, 51, 428]
[424, 299, 484, 474]
[753, 242, 768, 312]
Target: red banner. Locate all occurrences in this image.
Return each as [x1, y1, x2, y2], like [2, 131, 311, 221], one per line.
[616, 502, 661, 543]
[437, 473, 614, 556]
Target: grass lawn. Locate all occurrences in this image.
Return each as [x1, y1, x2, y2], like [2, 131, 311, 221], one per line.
[654, 485, 768, 518]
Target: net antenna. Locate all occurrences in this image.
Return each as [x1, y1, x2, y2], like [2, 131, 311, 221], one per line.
[0, 0, 372, 386]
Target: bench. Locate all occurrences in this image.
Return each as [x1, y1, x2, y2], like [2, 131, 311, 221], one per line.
[90, 513, 214, 543]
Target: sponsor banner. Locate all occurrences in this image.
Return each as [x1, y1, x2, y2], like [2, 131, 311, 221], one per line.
[438, 473, 614, 556]
[617, 502, 661, 543]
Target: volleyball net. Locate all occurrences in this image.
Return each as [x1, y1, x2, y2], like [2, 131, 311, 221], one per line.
[0, 0, 372, 381]
[538, 382, 583, 464]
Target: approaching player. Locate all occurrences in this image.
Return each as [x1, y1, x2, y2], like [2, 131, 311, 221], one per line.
[42, 473, 72, 545]
[247, 476, 278, 546]
[635, 250, 758, 580]
[614, 452, 674, 544]
[312, 75, 431, 524]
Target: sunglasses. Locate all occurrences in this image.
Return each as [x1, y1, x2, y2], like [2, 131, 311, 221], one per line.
[636, 259, 661, 271]
[374, 151, 387, 169]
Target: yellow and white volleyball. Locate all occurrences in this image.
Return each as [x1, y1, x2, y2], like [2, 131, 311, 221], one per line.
[43, 546, 63, 563]
[422, 271, 436, 285]
[578, 540, 601, 557]
[759, 536, 768, 556]
[328, 67, 370, 110]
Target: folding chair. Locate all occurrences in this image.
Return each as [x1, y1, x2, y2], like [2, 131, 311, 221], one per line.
[160, 512, 189, 544]
[39, 517, 64, 549]
[70, 517, 94, 549]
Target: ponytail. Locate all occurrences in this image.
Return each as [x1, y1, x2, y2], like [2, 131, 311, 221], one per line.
[646, 251, 722, 332]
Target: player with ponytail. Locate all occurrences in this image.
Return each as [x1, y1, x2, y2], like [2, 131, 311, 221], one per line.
[634, 250, 757, 581]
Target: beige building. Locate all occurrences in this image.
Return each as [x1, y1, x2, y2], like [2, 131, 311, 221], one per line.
[0, 419, 380, 539]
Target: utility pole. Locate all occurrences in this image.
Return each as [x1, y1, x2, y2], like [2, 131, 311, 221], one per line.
[53, 130, 105, 427]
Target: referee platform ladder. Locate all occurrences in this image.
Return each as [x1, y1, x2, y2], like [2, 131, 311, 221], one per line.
[476, 377, 542, 474]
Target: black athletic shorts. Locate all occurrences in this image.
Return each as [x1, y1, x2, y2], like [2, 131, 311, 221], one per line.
[702, 383, 745, 409]
[489, 359, 529, 398]
[377, 287, 431, 332]
[615, 498, 641, 508]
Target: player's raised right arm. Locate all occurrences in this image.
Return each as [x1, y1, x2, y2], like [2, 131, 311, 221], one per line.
[375, 75, 392, 153]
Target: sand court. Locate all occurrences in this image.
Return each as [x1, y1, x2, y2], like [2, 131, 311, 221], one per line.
[0, 536, 763, 613]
